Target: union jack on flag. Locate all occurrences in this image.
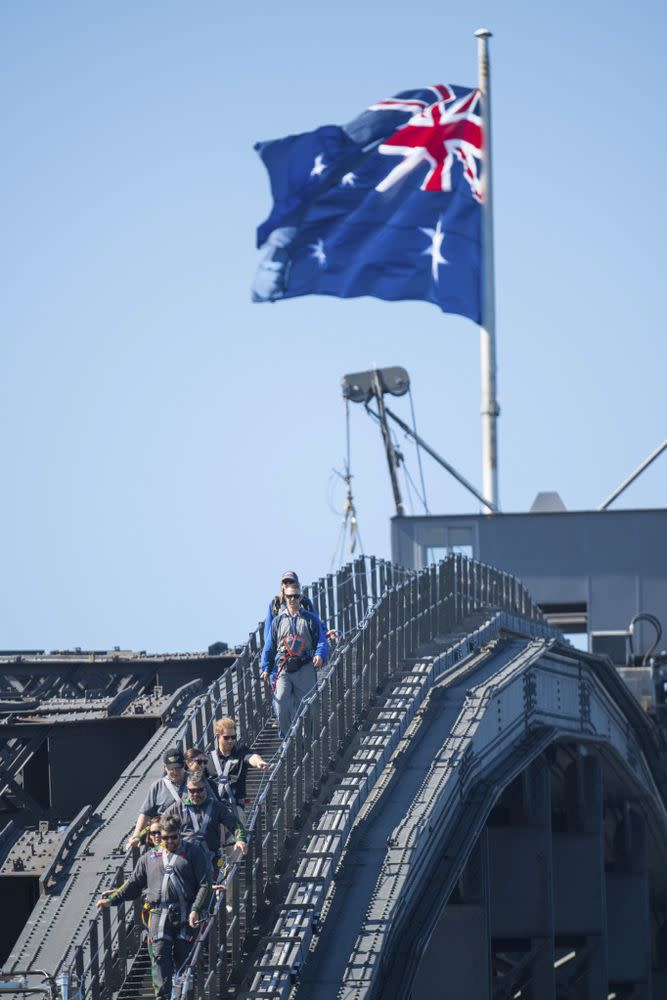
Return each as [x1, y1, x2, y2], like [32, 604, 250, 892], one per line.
[253, 85, 484, 323]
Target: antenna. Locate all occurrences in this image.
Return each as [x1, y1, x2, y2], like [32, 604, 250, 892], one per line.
[330, 399, 364, 570]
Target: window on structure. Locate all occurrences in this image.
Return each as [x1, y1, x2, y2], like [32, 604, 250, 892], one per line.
[423, 526, 476, 566]
[562, 632, 589, 652]
[538, 602, 587, 634]
[448, 527, 474, 559]
[425, 546, 448, 565]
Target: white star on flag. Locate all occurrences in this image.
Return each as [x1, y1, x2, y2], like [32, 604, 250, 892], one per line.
[420, 220, 448, 281]
[310, 154, 327, 177]
[341, 172, 357, 187]
[309, 238, 327, 267]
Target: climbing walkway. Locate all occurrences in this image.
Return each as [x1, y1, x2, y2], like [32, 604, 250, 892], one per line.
[4, 555, 667, 999]
[4, 680, 204, 979]
[286, 630, 667, 998]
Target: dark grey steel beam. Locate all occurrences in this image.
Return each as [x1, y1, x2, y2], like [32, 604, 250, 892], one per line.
[524, 759, 555, 1000]
[606, 805, 652, 993]
[557, 755, 608, 997]
[489, 826, 552, 939]
[412, 832, 492, 999]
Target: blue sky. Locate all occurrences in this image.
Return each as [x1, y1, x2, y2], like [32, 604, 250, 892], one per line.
[2, 2, 666, 652]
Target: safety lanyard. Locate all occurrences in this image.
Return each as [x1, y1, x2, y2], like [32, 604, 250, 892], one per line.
[162, 776, 184, 806]
[185, 799, 213, 838]
[212, 751, 241, 823]
[211, 751, 236, 789]
[158, 851, 188, 938]
[212, 751, 235, 782]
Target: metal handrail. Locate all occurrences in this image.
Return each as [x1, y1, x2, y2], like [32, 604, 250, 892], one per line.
[175, 555, 541, 999]
[59, 555, 542, 1000]
[0, 971, 57, 1000]
[39, 805, 93, 896]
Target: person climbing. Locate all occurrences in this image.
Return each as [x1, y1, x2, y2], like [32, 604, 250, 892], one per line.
[126, 748, 188, 851]
[263, 570, 338, 645]
[260, 581, 328, 738]
[98, 815, 211, 1000]
[207, 717, 268, 851]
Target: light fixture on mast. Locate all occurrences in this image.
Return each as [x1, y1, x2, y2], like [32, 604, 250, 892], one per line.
[342, 367, 410, 517]
[342, 366, 497, 515]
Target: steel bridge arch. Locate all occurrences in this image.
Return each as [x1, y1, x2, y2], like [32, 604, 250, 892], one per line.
[299, 639, 667, 1000]
[377, 733, 667, 999]
[8, 556, 667, 1000]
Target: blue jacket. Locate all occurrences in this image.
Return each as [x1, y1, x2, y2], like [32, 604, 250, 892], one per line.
[263, 594, 316, 648]
[261, 608, 328, 679]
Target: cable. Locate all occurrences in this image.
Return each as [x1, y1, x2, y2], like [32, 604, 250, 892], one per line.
[365, 402, 429, 514]
[346, 393, 352, 480]
[392, 429, 415, 515]
[326, 470, 345, 516]
[402, 458, 429, 514]
[330, 516, 348, 574]
[629, 613, 663, 665]
[408, 386, 430, 514]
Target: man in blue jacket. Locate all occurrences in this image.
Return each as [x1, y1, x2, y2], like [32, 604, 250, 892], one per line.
[261, 582, 328, 738]
[263, 570, 337, 646]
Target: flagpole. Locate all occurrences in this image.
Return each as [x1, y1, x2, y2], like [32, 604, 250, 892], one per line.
[475, 28, 500, 512]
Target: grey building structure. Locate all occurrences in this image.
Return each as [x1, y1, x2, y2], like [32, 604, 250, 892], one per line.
[391, 505, 667, 657]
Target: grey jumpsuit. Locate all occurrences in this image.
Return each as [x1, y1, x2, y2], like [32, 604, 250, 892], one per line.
[108, 840, 211, 999]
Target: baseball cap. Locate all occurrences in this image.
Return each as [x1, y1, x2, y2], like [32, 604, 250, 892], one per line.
[281, 570, 299, 584]
[163, 748, 184, 767]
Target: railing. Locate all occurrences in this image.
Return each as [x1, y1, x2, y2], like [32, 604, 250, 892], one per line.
[39, 805, 94, 896]
[59, 555, 543, 1000]
[0, 971, 57, 1000]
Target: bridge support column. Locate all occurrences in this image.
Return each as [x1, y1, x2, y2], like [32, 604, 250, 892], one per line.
[554, 753, 608, 997]
[488, 757, 555, 999]
[411, 832, 492, 999]
[606, 803, 652, 997]
[523, 758, 556, 999]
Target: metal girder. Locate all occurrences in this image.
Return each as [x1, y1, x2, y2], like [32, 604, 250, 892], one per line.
[0, 773, 48, 819]
[17, 554, 663, 1000]
[411, 833, 493, 999]
[4, 680, 206, 980]
[286, 635, 667, 999]
[0, 732, 50, 801]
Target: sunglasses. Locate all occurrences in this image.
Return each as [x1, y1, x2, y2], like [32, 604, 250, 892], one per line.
[188, 786, 206, 793]
[149, 830, 161, 837]
[190, 758, 207, 765]
[285, 593, 301, 600]
[220, 734, 237, 741]
[162, 833, 179, 841]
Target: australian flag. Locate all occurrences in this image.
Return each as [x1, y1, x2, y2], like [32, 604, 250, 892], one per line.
[253, 85, 483, 323]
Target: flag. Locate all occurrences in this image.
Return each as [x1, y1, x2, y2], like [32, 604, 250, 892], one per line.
[252, 85, 483, 323]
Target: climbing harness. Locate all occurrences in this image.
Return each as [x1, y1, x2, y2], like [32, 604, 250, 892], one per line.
[162, 776, 184, 807]
[156, 851, 189, 940]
